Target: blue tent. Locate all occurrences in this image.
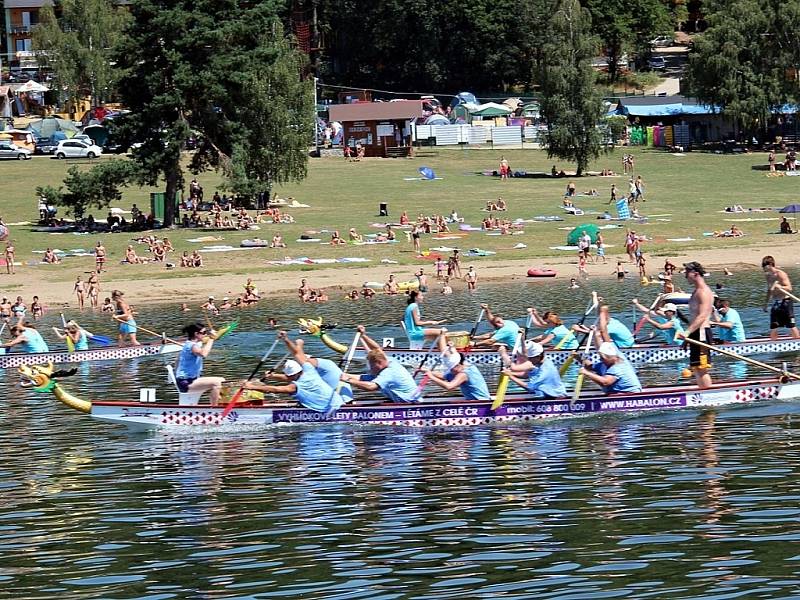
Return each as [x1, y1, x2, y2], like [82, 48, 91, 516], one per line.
[450, 92, 477, 110]
[418, 167, 436, 180]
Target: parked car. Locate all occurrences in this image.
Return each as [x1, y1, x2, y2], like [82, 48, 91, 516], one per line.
[0, 141, 33, 160]
[648, 55, 667, 71]
[650, 36, 674, 48]
[54, 139, 103, 159]
[35, 136, 59, 155]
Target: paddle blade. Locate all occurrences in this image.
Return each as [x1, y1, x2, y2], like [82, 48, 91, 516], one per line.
[559, 353, 576, 376]
[573, 374, 585, 401]
[66, 336, 75, 353]
[491, 373, 511, 410]
[213, 320, 239, 341]
[632, 315, 648, 335]
[90, 334, 113, 346]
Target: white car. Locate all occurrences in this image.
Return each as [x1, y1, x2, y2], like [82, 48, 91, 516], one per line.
[54, 139, 103, 159]
[650, 36, 674, 48]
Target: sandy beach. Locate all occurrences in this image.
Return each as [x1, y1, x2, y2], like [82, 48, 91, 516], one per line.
[7, 240, 796, 310]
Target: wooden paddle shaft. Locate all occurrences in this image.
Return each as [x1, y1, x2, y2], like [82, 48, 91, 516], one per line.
[776, 285, 800, 304]
[682, 336, 800, 381]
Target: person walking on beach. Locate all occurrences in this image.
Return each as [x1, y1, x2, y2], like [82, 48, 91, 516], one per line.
[762, 255, 800, 339]
[4, 242, 15, 275]
[87, 272, 100, 309]
[95, 241, 106, 272]
[608, 183, 618, 205]
[675, 261, 715, 389]
[73, 276, 86, 310]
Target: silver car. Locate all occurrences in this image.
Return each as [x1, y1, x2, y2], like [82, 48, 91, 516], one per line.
[55, 139, 103, 159]
[0, 141, 33, 160]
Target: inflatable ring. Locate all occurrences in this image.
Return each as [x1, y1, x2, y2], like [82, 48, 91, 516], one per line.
[527, 268, 557, 278]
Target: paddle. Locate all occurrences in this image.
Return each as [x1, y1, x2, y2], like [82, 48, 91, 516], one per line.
[633, 294, 663, 336]
[410, 349, 448, 401]
[572, 327, 596, 402]
[60, 313, 74, 352]
[412, 331, 446, 378]
[775, 284, 800, 304]
[335, 332, 361, 394]
[681, 335, 800, 381]
[221, 337, 282, 418]
[112, 316, 182, 345]
[559, 292, 599, 376]
[491, 328, 524, 411]
[468, 308, 486, 339]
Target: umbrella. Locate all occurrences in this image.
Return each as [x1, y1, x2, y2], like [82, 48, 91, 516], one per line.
[567, 224, 600, 245]
[16, 80, 49, 93]
[779, 204, 800, 229]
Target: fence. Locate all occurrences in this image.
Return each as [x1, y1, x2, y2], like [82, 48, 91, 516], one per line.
[412, 123, 548, 147]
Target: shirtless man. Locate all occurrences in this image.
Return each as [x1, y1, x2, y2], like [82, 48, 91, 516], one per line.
[73, 276, 86, 310]
[762, 255, 800, 339]
[298, 279, 311, 302]
[465, 266, 477, 291]
[4, 242, 15, 275]
[384, 274, 399, 295]
[95, 241, 106, 272]
[675, 261, 715, 389]
[415, 268, 429, 292]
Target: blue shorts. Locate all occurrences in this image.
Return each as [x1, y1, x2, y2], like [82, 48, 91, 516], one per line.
[119, 319, 137, 334]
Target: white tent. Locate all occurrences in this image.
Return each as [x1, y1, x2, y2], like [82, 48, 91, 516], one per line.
[16, 81, 49, 93]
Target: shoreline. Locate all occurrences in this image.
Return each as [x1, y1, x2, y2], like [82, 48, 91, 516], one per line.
[5, 241, 795, 310]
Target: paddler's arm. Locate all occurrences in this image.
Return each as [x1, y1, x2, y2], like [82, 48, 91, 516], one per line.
[645, 316, 671, 329]
[710, 318, 732, 329]
[243, 381, 296, 394]
[2, 334, 25, 348]
[501, 369, 528, 390]
[579, 363, 617, 387]
[342, 373, 380, 392]
[764, 281, 775, 311]
[480, 303, 496, 323]
[279, 331, 308, 363]
[498, 347, 531, 374]
[192, 333, 214, 358]
[527, 308, 547, 327]
[423, 369, 465, 391]
[52, 327, 66, 340]
[355, 325, 381, 351]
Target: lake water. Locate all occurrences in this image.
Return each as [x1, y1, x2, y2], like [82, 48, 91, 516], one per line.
[4, 269, 800, 598]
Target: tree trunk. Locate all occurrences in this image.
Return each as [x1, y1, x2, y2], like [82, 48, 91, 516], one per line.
[164, 164, 180, 228]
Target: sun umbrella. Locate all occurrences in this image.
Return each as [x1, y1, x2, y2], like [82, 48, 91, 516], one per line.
[567, 224, 600, 245]
[779, 204, 800, 229]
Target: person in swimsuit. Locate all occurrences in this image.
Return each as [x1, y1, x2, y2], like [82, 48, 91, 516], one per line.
[73, 276, 86, 310]
[30, 296, 44, 319]
[762, 255, 800, 339]
[675, 261, 715, 388]
[112, 289, 140, 346]
[87, 272, 100, 309]
[0, 296, 12, 319]
[5, 242, 15, 275]
[10, 296, 26, 319]
[95, 241, 106, 272]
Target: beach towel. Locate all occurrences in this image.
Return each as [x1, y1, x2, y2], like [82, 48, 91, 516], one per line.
[616, 199, 630, 220]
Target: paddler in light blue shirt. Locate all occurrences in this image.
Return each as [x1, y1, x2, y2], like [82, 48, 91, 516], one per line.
[711, 299, 746, 343]
[471, 303, 520, 349]
[244, 331, 346, 413]
[421, 334, 490, 400]
[529, 308, 579, 349]
[3, 322, 49, 353]
[500, 341, 567, 398]
[634, 299, 685, 345]
[52, 320, 89, 351]
[174, 322, 225, 404]
[573, 305, 635, 348]
[254, 334, 353, 401]
[342, 326, 419, 403]
[580, 341, 642, 394]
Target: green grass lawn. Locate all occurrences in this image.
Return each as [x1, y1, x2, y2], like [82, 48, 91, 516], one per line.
[0, 147, 795, 287]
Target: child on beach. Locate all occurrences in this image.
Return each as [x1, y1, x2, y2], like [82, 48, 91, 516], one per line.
[614, 261, 626, 280]
[577, 252, 589, 279]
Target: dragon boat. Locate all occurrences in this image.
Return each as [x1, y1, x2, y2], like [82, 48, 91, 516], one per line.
[298, 317, 800, 368]
[19, 363, 800, 431]
[0, 341, 183, 370]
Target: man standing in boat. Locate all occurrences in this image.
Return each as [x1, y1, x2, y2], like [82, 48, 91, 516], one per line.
[421, 337, 490, 400]
[675, 261, 715, 389]
[471, 303, 519, 349]
[175, 323, 225, 404]
[243, 331, 348, 413]
[341, 325, 419, 402]
[499, 341, 567, 399]
[579, 342, 642, 394]
[762, 255, 800, 340]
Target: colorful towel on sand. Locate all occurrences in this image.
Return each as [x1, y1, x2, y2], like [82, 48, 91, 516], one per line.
[616, 199, 630, 220]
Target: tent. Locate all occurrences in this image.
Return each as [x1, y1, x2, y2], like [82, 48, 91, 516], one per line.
[27, 117, 79, 139]
[83, 123, 109, 147]
[16, 80, 48, 93]
[469, 102, 513, 117]
[567, 224, 600, 245]
[502, 98, 523, 113]
[418, 166, 436, 180]
[450, 92, 477, 109]
[425, 114, 450, 125]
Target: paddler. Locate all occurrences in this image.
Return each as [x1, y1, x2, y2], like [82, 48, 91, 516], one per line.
[632, 299, 684, 344]
[674, 261, 715, 389]
[254, 333, 353, 402]
[471, 303, 519, 348]
[3, 321, 49, 353]
[174, 322, 225, 404]
[404, 290, 446, 345]
[579, 341, 642, 394]
[711, 298, 746, 343]
[499, 341, 567, 399]
[573, 304, 635, 348]
[762, 255, 800, 339]
[243, 331, 346, 413]
[52, 321, 89, 350]
[340, 325, 419, 403]
[112, 290, 140, 346]
[528, 309, 579, 349]
[420, 336, 490, 400]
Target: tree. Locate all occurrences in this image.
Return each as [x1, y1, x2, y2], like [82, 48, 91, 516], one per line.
[113, 0, 313, 227]
[685, 0, 800, 139]
[537, 0, 605, 175]
[37, 160, 138, 218]
[32, 0, 130, 114]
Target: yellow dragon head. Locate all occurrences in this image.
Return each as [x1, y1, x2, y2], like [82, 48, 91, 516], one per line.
[19, 363, 56, 391]
[298, 317, 324, 337]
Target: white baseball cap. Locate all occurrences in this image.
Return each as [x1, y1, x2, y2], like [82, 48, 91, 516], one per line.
[442, 351, 461, 371]
[662, 303, 677, 313]
[525, 341, 544, 358]
[598, 342, 619, 357]
[283, 360, 302, 376]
